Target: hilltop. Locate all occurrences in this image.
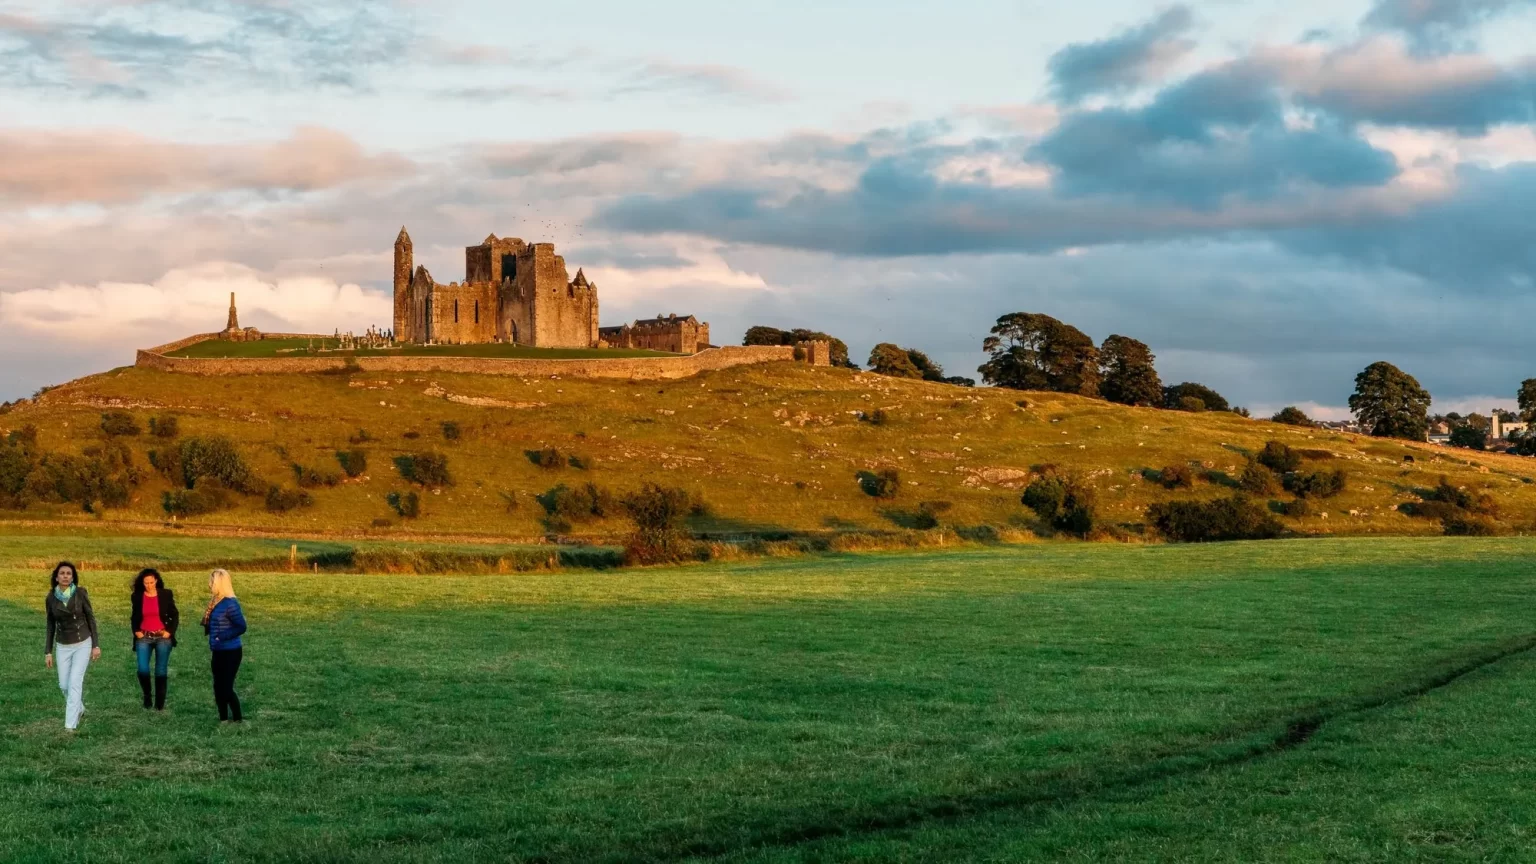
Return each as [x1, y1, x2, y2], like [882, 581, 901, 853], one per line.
[4, 360, 1536, 541]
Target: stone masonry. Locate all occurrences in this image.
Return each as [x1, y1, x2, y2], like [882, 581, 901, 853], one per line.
[394, 228, 599, 348]
[599, 314, 712, 354]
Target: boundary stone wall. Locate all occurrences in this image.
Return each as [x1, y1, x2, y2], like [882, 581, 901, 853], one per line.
[136, 335, 803, 381]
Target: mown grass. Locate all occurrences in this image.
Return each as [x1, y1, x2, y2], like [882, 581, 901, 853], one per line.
[11, 361, 1536, 539]
[165, 338, 672, 360]
[1, 537, 1535, 862]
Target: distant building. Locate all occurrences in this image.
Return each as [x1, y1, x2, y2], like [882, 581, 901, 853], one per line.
[219, 293, 261, 342]
[600, 314, 712, 354]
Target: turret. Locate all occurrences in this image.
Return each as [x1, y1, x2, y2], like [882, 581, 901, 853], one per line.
[393, 226, 413, 340]
[226, 292, 239, 331]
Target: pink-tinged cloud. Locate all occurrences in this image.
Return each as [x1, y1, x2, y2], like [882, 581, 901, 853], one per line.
[0, 127, 413, 208]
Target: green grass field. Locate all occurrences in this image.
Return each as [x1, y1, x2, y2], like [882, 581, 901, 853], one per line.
[2, 537, 1535, 861]
[164, 338, 673, 360]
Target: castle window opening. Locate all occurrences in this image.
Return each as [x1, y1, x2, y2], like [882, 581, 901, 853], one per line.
[454, 299, 460, 323]
[474, 300, 479, 323]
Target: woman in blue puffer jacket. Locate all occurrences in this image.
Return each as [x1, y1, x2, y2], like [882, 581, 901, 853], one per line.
[201, 568, 247, 723]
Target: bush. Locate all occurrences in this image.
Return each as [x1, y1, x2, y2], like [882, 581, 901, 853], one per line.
[1239, 459, 1279, 495]
[858, 468, 901, 499]
[1401, 500, 1460, 520]
[387, 490, 421, 519]
[441, 421, 462, 441]
[394, 452, 452, 487]
[162, 483, 233, 518]
[336, 449, 368, 478]
[148, 415, 179, 438]
[1256, 441, 1300, 474]
[540, 482, 615, 524]
[863, 408, 889, 426]
[1177, 396, 1206, 412]
[620, 483, 693, 565]
[1022, 472, 1096, 537]
[177, 436, 259, 493]
[1147, 494, 1284, 542]
[1444, 513, 1501, 536]
[1279, 498, 1311, 518]
[99, 411, 140, 437]
[912, 500, 953, 530]
[1284, 468, 1347, 499]
[292, 463, 340, 489]
[535, 447, 568, 470]
[1271, 406, 1313, 426]
[1158, 464, 1194, 489]
[265, 485, 313, 513]
[349, 429, 373, 445]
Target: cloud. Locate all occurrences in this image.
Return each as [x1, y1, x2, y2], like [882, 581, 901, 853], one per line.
[1048, 6, 1196, 102]
[0, 262, 389, 342]
[1361, 0, 1536, 52]
[0, 127, 412, 209]
[430, 84, 575, 103]
[613, 61, 790, 104]
[0, 0, 411, 95]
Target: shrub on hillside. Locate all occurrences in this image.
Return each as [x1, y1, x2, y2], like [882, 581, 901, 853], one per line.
[441, 421, 462, 441]
[265, 485, 313, 513]
[1147, 494, 1283, 542]
[1239, 459, 1279, 495]
[534, 447, 568, 470]
[858, 468, 901, 499]
[1256, 441, 1300, 474]
[1176, 397, 1206, 413]
[335, 449, 368, 478]
[349, 429, 373, 445]
[1449, 425, 1487, 450]
[99, 411, 140, 437]
[1283, 468, 1347, 499]
[387, 490, 420, 519]
[8, 425, 37, 447]
[620, 483, 693, 565]
[1279, 498, 1311, 518]
[394, 452, 452, 487]
[1164, 382, 1231, 413]
[177, 436, 260, 494]
[540, 482, 615, 524]
[862, 408, 889, 426]
[162, 483, 233, 518]
[148, 415, 178, 438]
[1444, 513, 1502, 536]
[17, 442, 141, 513]
[912, 500, 953, 530]
[1021, 472, 1097, 538]
[1158, 464, 1195, 489]
[292, 463, 340, 489]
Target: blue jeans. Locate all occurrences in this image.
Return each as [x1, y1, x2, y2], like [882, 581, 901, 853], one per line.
[135, 637, 172, 677]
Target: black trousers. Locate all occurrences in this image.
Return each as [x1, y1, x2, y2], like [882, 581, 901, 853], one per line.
[210, 647, 243, 721]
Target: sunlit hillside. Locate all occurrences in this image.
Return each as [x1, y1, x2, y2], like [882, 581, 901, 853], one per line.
[3, 361, 1533, 540]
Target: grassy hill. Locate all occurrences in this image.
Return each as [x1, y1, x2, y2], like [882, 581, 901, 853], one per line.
[4, 360, 1535, 540]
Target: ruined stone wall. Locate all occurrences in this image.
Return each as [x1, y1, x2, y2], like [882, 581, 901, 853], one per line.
[393, 233, 412, 337]
[136, 345, 801, 380]
[521, 244, 597, 348]
[429, 282, 498, 344]
[466, 236, 526, 283]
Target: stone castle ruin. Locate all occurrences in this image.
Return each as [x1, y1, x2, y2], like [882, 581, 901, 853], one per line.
[393, 227, 599, 348]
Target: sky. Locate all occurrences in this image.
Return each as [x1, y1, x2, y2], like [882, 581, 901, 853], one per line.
[2, 0, 1535, 418]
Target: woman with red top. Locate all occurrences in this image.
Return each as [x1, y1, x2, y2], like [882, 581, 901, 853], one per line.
[130, 568, 179, 710]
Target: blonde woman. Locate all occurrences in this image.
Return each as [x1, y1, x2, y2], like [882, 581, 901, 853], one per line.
[201, 569, 247, 723]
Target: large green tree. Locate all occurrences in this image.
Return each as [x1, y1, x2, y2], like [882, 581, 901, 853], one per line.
[1098, 335, 1162, 406]
[977, 313, 1100, 396]
[1348, 361, 1431, 440]
[1518, 379, 1536, 423]
[1270, 406, 1313, 427]
[867, 343, 924, 379]
[1162, 382, 1230, 413]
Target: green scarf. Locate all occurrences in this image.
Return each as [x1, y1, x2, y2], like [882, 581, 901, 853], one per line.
[53, 584, 75, 604]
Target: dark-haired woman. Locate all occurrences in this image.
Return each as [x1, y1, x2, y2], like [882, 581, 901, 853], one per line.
[131, 568, 179, 711]
[44, 561, 100, 731]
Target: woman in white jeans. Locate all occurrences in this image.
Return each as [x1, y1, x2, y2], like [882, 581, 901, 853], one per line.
[44, 561, 101, 731]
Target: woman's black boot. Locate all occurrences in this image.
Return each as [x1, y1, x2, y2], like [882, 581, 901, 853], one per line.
[154, 676, 168, 711]
[138, 673, 152, 709]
